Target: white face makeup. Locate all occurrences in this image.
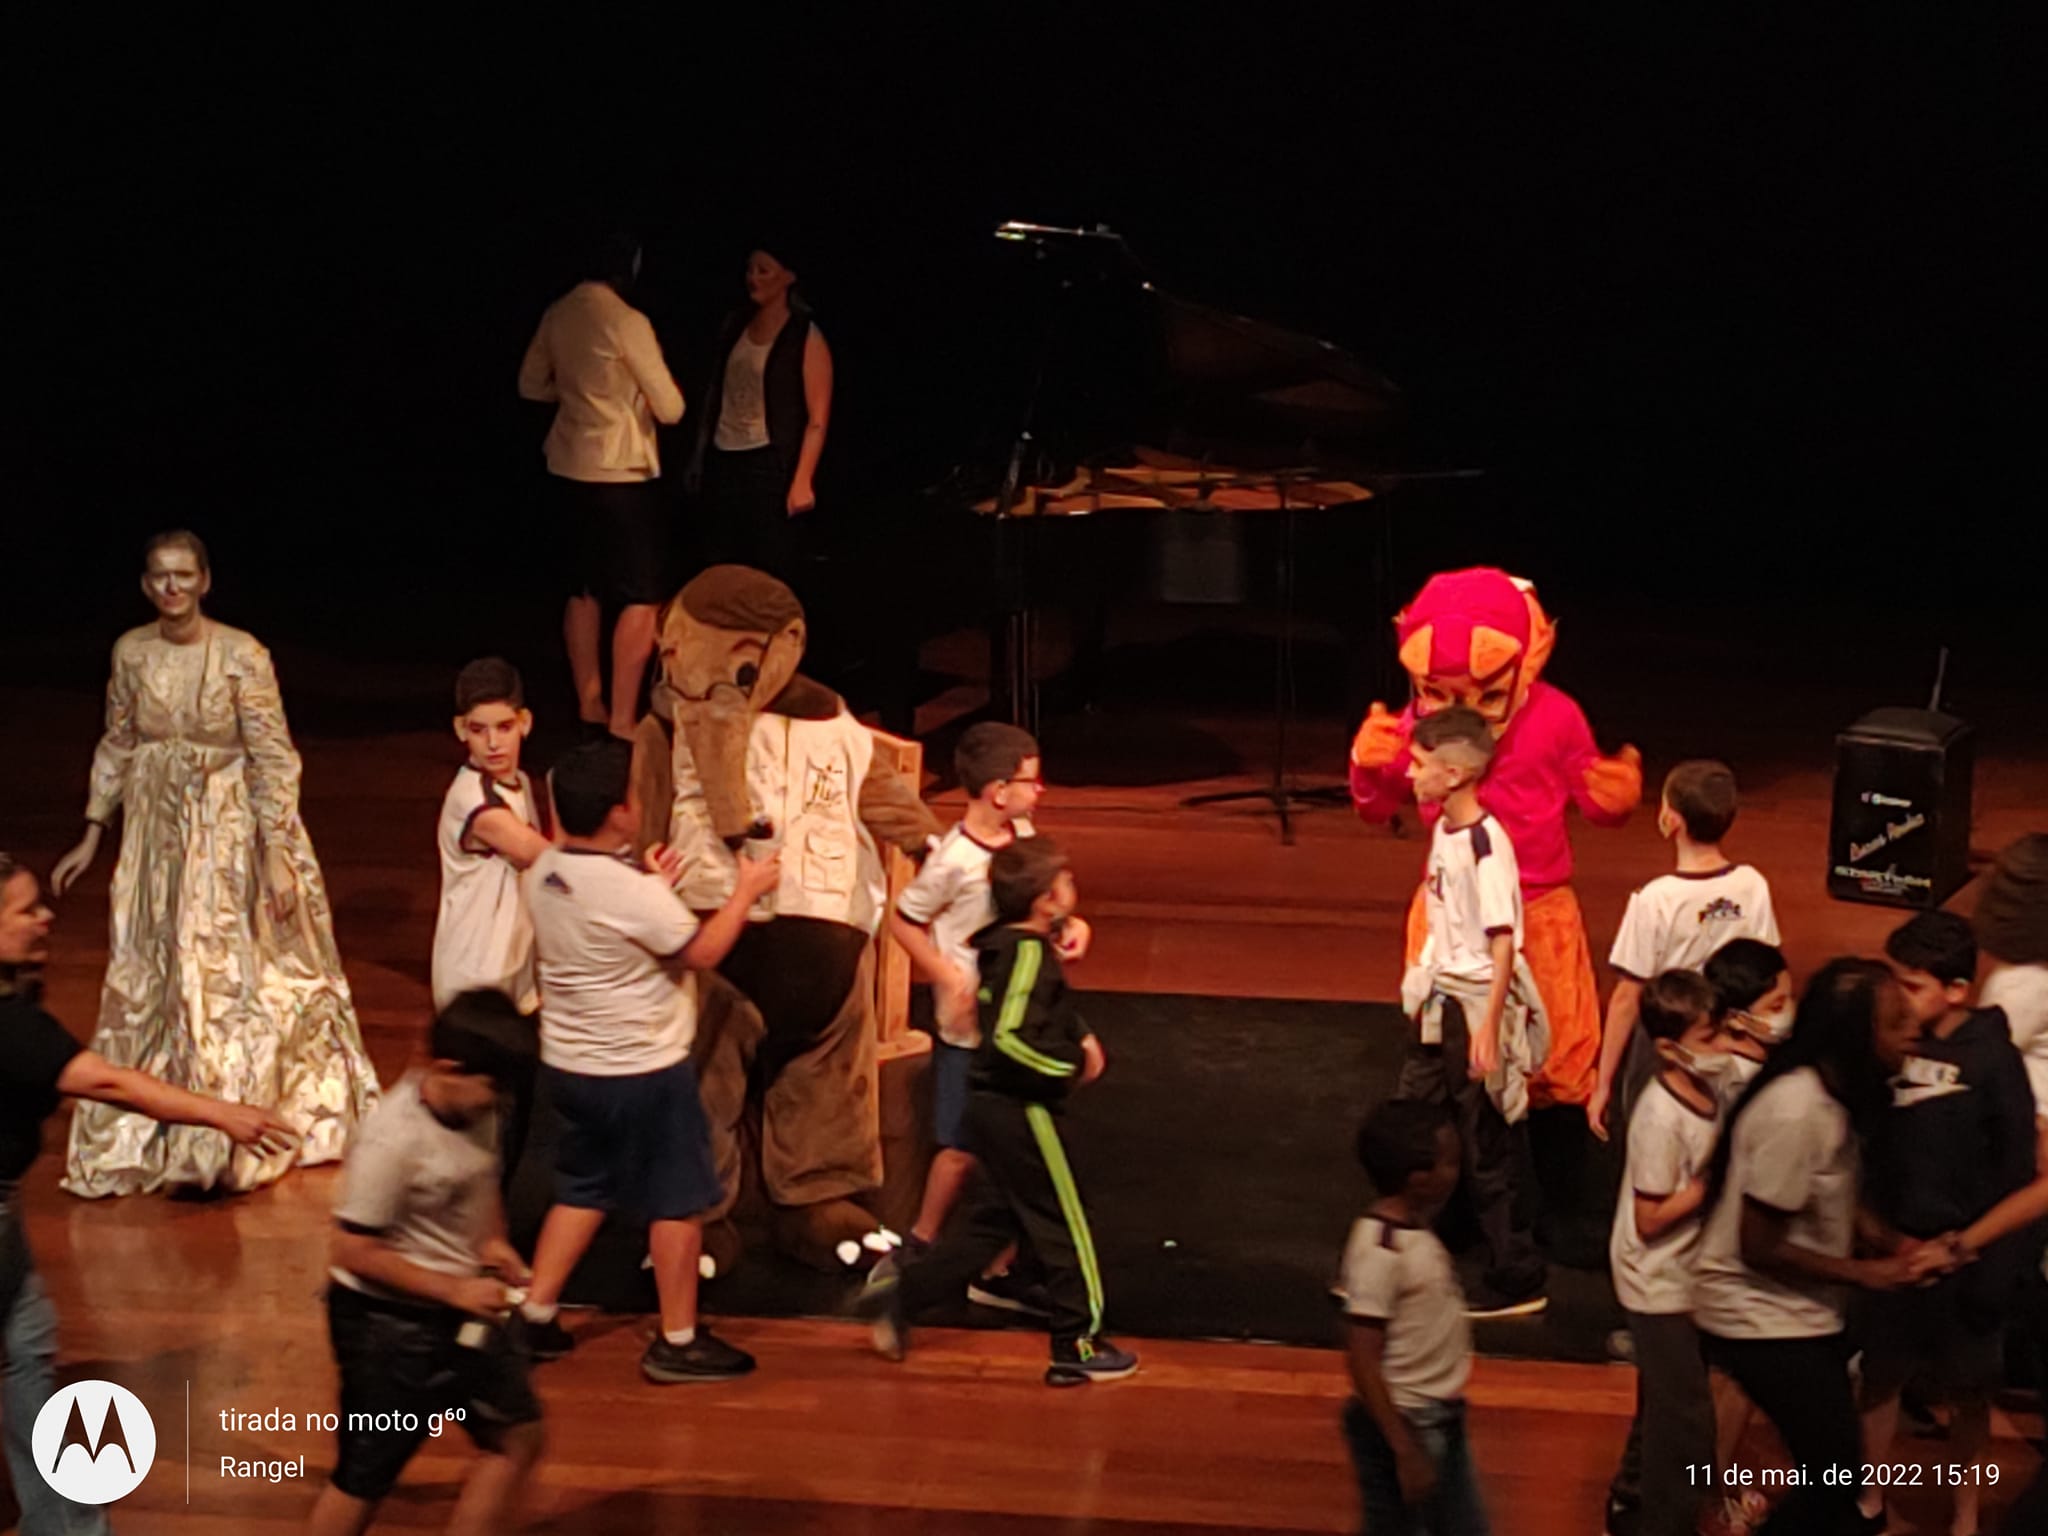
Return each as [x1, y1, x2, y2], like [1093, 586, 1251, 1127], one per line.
[142, 545, 210, 621]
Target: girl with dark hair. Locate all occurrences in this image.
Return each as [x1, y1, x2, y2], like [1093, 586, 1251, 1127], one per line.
[48, 533, 380, 1196]
[1689, 958, 1951, 1535]
[685, 241, 834, 583]
[519, 229, 687, 741]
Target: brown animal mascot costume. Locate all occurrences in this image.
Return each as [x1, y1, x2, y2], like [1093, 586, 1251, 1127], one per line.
[633, 565, 938, 1273]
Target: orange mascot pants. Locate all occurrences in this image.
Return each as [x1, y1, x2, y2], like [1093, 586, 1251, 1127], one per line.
[1404, 883, 1600, 1109]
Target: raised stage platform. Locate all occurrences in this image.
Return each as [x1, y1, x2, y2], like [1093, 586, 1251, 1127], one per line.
[2, 605, 2041, 1531]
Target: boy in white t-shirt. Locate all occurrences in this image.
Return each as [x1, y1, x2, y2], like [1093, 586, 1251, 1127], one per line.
[1588, 760, 1779, 1142]
[1394, 706, 1548, 1319]
[1603, 971, 1725, 1536]
[513, 740, 779, 1385]
[1702, 938, 1792, 1101]
[432, 659, 551, 1013]
[1336, 1098, 1489, 1534]
[1976, 833, 2048, 1131]
[887, 724, 1090, 1296]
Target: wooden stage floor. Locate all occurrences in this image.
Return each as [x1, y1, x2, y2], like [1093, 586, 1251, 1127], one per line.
[3, 635, 2043, 1532]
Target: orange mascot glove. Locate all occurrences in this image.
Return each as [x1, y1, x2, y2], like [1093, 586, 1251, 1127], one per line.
[1582, 743, 1643, 817]
[1351, 702, 1408, 770]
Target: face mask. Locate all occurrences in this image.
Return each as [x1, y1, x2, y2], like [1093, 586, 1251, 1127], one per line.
[1667, 1042, 1736, 1088]
[1734, 1005, 1794, 1045]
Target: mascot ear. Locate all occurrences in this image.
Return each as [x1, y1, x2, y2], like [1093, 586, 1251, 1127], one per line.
[754, 617, 807, 707]
[1398, 624, 1435, 681]
[1469, 625, 1524, 682]
[1512, 577, 1556, 684]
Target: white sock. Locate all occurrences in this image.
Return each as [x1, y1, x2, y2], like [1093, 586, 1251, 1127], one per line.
[663, 1325, 697, 1347]
[519, 1300, 558, 1325]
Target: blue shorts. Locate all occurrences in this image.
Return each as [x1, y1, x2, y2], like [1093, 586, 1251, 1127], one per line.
[932, 1042, 976, 1151]
[544, 1058, 721, 1222]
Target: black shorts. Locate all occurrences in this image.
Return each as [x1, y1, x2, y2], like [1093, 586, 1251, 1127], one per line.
[932, 1041, 975, 1151]
[1858, 1278, 2007, 1398]
[545, 1057, 721, 1221]
[326, 1284, 541, 1502]
[556, 474, 670, 607]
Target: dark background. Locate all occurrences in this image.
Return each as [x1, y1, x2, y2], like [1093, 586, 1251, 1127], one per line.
[11, 10, 2043, 719]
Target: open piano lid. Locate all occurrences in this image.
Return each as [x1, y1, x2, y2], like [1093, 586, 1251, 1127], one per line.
[974, 223, 1403, 507]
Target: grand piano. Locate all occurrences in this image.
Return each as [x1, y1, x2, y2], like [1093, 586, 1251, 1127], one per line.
[933, 222, 1427, 840]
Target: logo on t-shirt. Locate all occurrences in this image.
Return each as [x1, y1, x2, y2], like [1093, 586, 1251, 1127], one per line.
[1696, 896, 1744, 925]
[1891, 1054, 1968, 1108]
[34, 1380, 156, 1505]
[543, 872, 572, 896]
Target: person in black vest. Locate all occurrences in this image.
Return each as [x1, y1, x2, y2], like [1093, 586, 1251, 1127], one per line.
[0, 851, 294, 1535]
[684, 240, 833, 584]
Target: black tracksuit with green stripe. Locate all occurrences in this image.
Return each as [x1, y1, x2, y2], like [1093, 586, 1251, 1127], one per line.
[897, 923, 1107, 1347]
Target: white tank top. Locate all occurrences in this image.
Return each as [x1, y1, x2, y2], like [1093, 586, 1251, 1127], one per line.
[713, 332, 772, 452]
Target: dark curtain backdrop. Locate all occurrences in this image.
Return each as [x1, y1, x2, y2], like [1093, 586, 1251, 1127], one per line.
[10, 11, 2041, 683]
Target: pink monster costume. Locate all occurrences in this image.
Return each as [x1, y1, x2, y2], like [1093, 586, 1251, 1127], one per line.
[1349, 568, 1641, 1107]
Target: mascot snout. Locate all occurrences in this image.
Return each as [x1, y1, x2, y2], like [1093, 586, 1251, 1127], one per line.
[659, 565, 808, 846]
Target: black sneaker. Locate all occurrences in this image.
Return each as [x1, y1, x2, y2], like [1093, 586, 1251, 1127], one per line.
[865, 1236, 925, 1293]
[967, 1271, 1053, 1318]
[1045, 1336, 1138, 1386]
[1464, 1289, 1548, 1320]
[1900, 1381, 1945, 1439]
[517, 1313, 576, 1362]
[640, 1329, 756, 1383]
[855, 1266, 908, 1361]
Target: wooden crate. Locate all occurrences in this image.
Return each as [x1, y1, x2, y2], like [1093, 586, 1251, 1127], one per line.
[867, 728, 924, 1047]
[867, 728, 935, 1232]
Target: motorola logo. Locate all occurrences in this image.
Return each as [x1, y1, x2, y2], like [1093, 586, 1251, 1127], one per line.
[33, 1380, 156, 1505]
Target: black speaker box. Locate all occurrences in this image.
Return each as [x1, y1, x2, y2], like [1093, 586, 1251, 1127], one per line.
[1828, 707, 1974, 908]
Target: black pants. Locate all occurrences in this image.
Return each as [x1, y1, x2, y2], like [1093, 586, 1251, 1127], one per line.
[1701, 1331, 1862, 1535]
[2004, 1460, 2048, 1534]
[2001, 1260, 2048, 1533]
[897, 1091, 1103, 1348]
[699, 445, 797, 582]
[1394, 1000, 1544, 1301]
[1609, 1311, 1713, 1536]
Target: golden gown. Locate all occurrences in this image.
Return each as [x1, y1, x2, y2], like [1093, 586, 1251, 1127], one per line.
[63, 622, 380, 1197]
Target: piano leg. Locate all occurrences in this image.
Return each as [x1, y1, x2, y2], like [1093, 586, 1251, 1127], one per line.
[1180, 501, 1352, 846]
[990, 513, 1040, 736]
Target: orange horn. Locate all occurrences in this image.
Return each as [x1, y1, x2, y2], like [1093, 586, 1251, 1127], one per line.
[1398, 625, 1435, 680]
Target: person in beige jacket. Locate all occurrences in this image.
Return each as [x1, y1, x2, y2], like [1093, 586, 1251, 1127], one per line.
[520, 232, 685, 740]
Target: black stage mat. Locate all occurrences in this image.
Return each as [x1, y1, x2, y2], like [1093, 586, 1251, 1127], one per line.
[508, 992, 1629, 1364]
